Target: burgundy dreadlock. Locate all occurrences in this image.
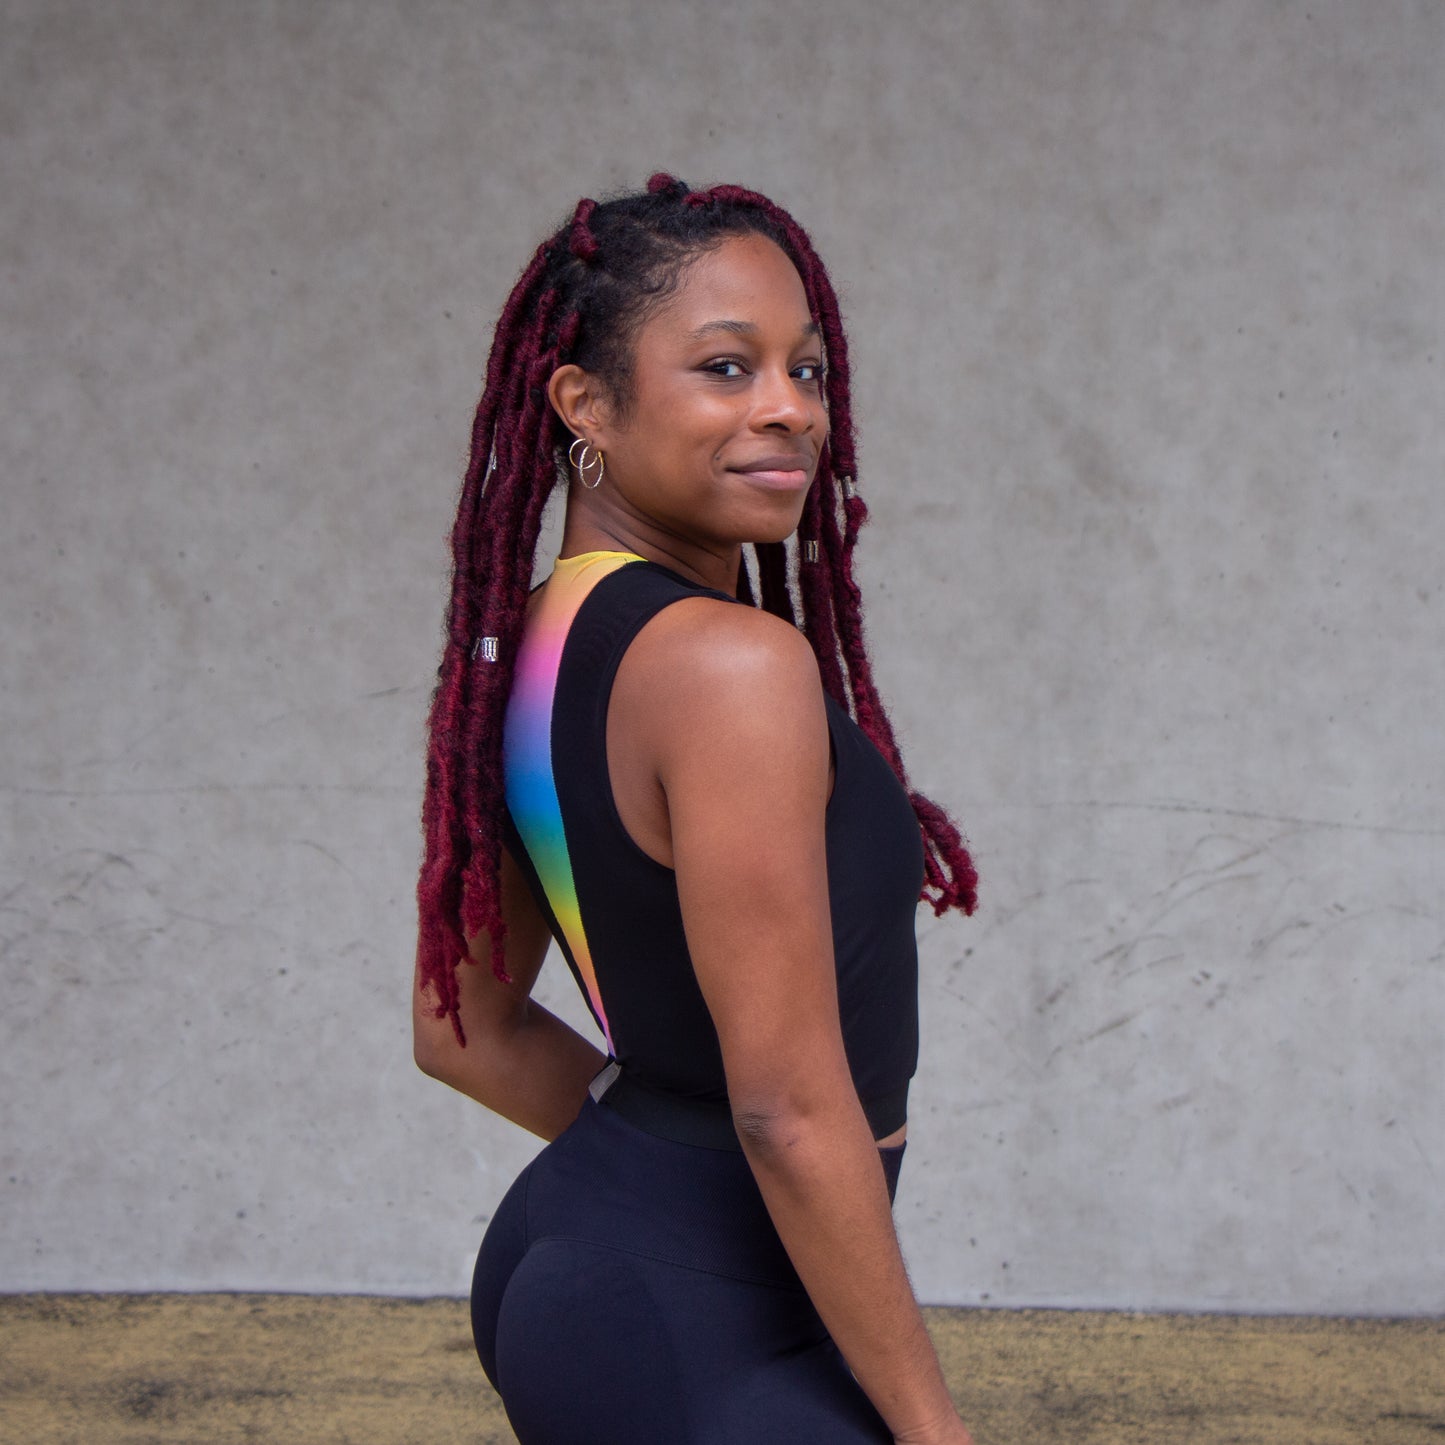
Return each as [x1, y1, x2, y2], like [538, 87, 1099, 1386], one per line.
[418, 175, 978, 1043]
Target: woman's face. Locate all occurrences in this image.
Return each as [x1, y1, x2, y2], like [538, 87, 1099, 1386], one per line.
[567, 232, 829, 552]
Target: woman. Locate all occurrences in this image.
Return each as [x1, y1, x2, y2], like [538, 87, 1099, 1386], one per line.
[414, 175, 978, 1444]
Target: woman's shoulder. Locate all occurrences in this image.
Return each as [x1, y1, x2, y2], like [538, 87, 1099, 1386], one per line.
[609, 582, 828, 777]
[630, 587, 822, 702]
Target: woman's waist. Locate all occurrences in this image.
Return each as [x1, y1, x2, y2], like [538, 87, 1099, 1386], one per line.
[525, 1093, 906, 1287]
[595, 1062, 910, 1154]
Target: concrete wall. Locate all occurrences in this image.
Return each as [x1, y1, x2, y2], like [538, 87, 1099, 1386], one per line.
[2, 0, 1440, 1312]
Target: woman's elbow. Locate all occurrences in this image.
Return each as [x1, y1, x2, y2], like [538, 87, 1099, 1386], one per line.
[728, 1069, 863, 1160]
[414, 1001, 520, 1090]
[414, 1038, 441, 1080]
[731, 1093, 836, 1158]
[730, 1100, 784, 1154]
[413, 1011, 463, 1082]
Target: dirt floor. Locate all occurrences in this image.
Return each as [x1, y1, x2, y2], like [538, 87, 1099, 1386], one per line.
[1, 1294, 1441, 1444]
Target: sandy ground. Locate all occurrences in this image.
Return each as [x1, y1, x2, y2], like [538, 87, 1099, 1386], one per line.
[1, 1294, 1441, 1444]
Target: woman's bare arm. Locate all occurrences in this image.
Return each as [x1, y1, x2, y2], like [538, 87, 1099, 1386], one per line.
[614, 599, 971, 1445]
[413, 845, 606, 1141]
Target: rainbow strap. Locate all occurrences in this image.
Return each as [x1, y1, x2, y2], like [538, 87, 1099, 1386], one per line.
[502, 550, 644, 1053]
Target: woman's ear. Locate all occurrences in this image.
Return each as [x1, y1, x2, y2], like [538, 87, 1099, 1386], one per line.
[548, 363, 610, 443]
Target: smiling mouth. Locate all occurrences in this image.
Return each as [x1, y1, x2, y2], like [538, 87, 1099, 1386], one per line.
[732, 458, 815, 490]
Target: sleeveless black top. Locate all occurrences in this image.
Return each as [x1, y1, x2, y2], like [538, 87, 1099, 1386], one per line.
[502, 552, 923, 1145]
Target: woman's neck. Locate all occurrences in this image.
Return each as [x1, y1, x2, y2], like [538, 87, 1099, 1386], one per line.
[558, 506, 741, 596]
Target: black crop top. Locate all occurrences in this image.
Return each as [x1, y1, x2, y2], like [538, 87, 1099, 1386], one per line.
[501, 552, 923, 1145]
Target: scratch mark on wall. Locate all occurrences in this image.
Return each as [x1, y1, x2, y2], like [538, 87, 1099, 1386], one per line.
[1250, 919, 1313, 958]
[941, 978, 1044, 1077]
[1141, 871, 1260, 929]
[1047, 1010, 1142, 1066]
[1307, 903, 1438, 950]
[73, 707, 203, 770]
[1172, 836, 1281, 881]
[0, 782, 410, 797]
[1039, 978, 1073, 1011]
[1117, 951, 1186, 982]
[1088, 933, 1177, 980]
[1080, 1012, 1139, 1044]
[289, 839, 360, 882]
[1032, 798, 1445, 840]
[54, 852, 137, 904]
[1403, 1124, 1438, 1180]
[1335, 1170, 1363, 1207]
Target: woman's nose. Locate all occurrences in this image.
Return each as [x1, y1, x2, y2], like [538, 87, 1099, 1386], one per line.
[752, 367, 816, 432]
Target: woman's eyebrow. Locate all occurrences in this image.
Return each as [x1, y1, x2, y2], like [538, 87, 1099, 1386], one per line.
[686, 319, 822, 343]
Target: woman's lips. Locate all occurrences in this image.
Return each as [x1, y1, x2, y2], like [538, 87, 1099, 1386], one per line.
[732, 457, 814, 490]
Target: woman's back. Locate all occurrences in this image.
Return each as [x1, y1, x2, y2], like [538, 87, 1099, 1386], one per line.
[503, 551, 924, 1139]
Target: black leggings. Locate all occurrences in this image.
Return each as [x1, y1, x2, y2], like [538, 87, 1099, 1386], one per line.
[471, 1095, 905, 1444]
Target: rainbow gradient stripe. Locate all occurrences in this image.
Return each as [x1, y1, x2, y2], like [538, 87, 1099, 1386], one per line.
[503, 550, 643, 1054]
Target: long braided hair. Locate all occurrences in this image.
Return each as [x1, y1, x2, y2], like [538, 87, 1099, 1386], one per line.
[418, 175, 977, 1044]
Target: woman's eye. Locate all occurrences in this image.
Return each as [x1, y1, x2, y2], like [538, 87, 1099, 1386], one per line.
[793, 362, 823, 383]
[704, 359, 747, 378]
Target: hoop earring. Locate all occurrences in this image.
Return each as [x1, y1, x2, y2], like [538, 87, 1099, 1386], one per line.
[568, 436, 606, 490]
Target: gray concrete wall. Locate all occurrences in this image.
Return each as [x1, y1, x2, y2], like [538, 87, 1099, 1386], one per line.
[2, 0, 1440, 1312]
